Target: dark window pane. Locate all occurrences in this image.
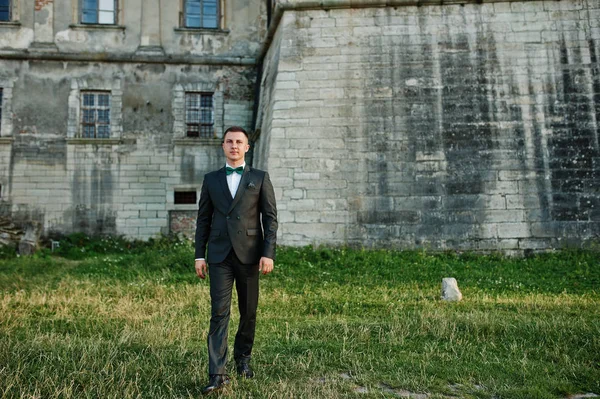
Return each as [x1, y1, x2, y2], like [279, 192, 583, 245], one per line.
[83, 94, 94, 106]
[203, 1, 217, 12]
[98, 109, 110, 123]
[204, 6, 217, 16]
[200, 95, 212, 107]
[98, 94, 109, 106]
[83, 109, 94, 123]
[202, 16, 218, 28]
[0, 11, 9, 22]
[201, 109, 212, 122]
[186, 3, 200, 14]
[97, 125, 109, 138]
[186, 16, 200, 28]
[0, 0, 10, 6]
[186, 94, 199, 108]
[82, 11, 97, 23]
[174, 191, 197, 204]
[187, 110, 199, 123]
[187, 126, 199, 137]
[83, 0, 98, 9]
[83, 125, 95, 138]
[186, 0, 201, 11]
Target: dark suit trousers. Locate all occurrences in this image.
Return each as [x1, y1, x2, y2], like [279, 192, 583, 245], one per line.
[207, 249, 259, 375]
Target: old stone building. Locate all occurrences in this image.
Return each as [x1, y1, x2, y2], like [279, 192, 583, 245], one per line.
[0, 0, 264, 241]
[1, 0, 599, 251]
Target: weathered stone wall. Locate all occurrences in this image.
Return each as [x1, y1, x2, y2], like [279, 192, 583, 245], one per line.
[254, 17, 285, 172]
[0, 60, 255, 239]
[255, 0, 600, 251]
[0, 0, 263, 240]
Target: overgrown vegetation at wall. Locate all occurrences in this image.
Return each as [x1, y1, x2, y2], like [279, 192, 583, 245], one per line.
[0, 235, 598, 398]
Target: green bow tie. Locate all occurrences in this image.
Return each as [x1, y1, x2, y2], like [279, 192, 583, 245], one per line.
[226, 166, 244, 175]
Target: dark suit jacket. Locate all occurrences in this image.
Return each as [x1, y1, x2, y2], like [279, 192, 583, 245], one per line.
[194, 165, 278, 265]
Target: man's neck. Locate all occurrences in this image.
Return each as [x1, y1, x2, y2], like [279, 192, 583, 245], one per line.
[227, 160, 245, 168]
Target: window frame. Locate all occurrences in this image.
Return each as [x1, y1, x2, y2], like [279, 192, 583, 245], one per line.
[172, 82, 222, 143]
[80, 91, 112, 139]
[185, 92, 215, 138]
[182, 0, 219, 29]
[80, 0, 117, 25]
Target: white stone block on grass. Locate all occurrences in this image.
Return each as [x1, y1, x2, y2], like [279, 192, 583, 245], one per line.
[442, 278, 463, 301]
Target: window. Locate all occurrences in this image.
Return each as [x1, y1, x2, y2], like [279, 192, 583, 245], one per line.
[174, 191, 197, 204]
[81, 0, 116, 24]
[185, 92, 214, 138]
[172, 82, 223, 141]
[67, 79, 122, 142]
[184, 0, 218, 29]
[0, 89, 3, 134]
[81, 91, 111, 138]
[0, 0, 9, 21]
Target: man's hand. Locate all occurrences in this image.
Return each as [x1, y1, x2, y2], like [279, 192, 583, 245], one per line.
[259, 257, 274, 275]
[195, 259, 207, 279]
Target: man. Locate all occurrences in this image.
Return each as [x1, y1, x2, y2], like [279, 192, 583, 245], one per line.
[194, 126, 278, 395]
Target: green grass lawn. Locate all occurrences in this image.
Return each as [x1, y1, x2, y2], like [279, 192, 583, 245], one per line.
[0, 237, 599, 398]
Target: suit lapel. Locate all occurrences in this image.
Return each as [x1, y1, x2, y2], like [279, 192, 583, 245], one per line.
[218, 167, 233, 203]
[228, 165, 251, 214]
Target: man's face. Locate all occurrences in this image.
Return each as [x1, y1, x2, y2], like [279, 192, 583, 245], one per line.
[222, 131, 250, 165]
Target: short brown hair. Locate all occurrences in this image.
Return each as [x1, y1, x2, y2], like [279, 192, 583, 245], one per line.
[223, 126, 249, 141]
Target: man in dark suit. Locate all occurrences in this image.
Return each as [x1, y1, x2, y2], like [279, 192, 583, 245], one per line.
[194, 126, 278, 395]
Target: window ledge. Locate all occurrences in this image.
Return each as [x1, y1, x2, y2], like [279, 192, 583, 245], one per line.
[0, 137, 15, 144]
[69, 24, 126, 31]
[67, 138, 122, 145]
[173, 137, 221, 146]
[174, 27, 229, 35]
[169, 205, 198, 211]
[0, 21, 21, 28]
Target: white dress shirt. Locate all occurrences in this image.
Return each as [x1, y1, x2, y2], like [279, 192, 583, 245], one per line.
[226, 162, 245, 198]
[196, 162, 245, 261]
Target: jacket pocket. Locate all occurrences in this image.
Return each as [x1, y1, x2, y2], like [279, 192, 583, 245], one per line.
[246, 229, 259, 236]
[210, 230, 221, 237]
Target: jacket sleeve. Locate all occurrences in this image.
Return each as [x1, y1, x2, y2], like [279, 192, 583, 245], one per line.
[194, 175, 214, 259]
[259, 171, 278, 260]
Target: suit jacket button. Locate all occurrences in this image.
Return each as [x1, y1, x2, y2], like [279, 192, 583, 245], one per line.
[226, 216, 230, 220]
[236, 216, 240, 220]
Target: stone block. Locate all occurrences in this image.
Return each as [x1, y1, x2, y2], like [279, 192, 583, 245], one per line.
[497, 223, 531, 238]
[286, 199, 316, 211]
[476, 210, 525, 223]
[518, 238, 552, 249]
[294, 211, 322, 223]
[125, 219, 147, 227]
[281, 222, 340, 239]
[146, 218, 167, 227]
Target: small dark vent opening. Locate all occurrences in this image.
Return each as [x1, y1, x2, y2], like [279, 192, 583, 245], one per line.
[175, 191, 197, 204]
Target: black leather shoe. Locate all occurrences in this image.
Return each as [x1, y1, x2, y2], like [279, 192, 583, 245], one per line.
[236, 362, 254, 379]
[201, 375, 230, 395]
